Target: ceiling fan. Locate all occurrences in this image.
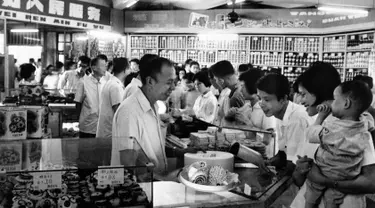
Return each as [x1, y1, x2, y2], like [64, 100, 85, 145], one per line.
[227, 0, 264, 22]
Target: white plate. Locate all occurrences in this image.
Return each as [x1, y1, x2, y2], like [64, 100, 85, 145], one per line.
[178, 170, 238, 193]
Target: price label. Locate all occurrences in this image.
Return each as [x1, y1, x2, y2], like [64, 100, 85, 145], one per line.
[289, 53, 293, 56]
[363, 34, 368, 38]
[287, 38, 292, 41]
[253, 37, 258, 41]
[309, 38, 315, 42]
[274, 38, 279, 41]
[351, 36, 355, 40]
[299, 53, 304, 56]
[32, 172, 62, 190]
[264, 37, 269, 41]
[98, 168, 124, 186]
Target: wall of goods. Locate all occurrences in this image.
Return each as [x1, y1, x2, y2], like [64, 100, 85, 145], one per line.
[128, 31, 375, 83]
[58, 33, 127, 63]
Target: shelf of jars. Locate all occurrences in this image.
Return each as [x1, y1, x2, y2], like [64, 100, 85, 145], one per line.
[128, 32, 375, 81]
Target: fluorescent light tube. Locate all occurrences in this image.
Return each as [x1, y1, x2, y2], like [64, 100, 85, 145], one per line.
[11, 28, 39, 33]
[228, 0, 245, 6]
[318, 6, 369, 14]
[126, 0, 139, 8]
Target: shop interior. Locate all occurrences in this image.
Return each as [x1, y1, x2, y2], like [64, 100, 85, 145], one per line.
[0, 0, 374, 207]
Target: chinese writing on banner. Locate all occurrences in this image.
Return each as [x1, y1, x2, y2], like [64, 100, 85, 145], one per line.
[0, 0, 110, 30]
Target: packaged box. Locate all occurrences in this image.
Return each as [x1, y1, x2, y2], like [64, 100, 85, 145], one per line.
[0, 107, 27, 140]
[0, 143, 23, 172]
[20, 106, 46, 138]
[19, 84, 44, 105]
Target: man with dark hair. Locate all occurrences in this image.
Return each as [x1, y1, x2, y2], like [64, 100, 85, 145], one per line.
[65, 61, 77, 71]
[130, 58, 140, 73]
[58, 56, 91, 96]
[238, 63, 252, 75]
[112, 56, 176, 174]
[97, 58, 131, 139]
[210, 60, 245, 125]
[97, 54, 108, 63]
[123, 54, 158, 100]
[227, 69, 275, 157]
[74, 55, 110, 138]
[257, 74, 312, 162]
[190, 61, 200, 74]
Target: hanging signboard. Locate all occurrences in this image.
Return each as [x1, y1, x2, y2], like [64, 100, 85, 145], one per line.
[0, 0, 111, 30]
[125, 9, 375, 32]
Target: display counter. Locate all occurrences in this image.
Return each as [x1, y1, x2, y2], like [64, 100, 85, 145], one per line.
[0, 137, 154, 208]
[142, 167, 292, 208]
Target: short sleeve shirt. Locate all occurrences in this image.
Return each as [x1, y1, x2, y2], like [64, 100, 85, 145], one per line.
[96, 76, 125, 138]
[112, 88, 167, 174]
[193, 91, 218, 123]
[74, 75, 108, 134]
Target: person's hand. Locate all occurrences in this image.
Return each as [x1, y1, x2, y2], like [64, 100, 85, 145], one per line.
[160, 113, 175, 124]
[317, 104, 331, 118]
[295, 155, 314, 175]
[234, 111, 252, 125]
[307, 163, 331, 186]
[225, 108, 237, 120]
[171, 108, 182, 117]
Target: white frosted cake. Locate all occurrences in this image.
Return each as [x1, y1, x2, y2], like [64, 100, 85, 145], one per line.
[184, 151, 234, 172]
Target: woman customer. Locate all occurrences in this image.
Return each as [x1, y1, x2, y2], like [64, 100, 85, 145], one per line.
[290, 62, 375, 208]
[191, 71, 218, 123]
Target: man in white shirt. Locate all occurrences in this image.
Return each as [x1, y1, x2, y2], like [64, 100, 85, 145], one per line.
[112, 56, 176, 174]
[59, 56, 91, 96]
[96, 58, 130, 139]
[74, 56, 108, 138]
[210, 61, 245, 125]
[256, 73, 313, 162]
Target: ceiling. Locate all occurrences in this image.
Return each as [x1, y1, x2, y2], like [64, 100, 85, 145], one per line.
[114, 0, 375, 10]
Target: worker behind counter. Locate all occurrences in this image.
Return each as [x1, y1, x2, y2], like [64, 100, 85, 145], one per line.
[112, 56, 197, 180]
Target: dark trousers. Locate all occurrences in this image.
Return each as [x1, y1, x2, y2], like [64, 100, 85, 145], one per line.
[79, 132, 96, 138]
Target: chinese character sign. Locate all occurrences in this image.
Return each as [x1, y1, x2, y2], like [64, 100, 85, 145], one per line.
[69, 3, 83, 19]
[48, 0, 64, 16]
[2, 0, 21, 9]
[0, 0, 110, 26]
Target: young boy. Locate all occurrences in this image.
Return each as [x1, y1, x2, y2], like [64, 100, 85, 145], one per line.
[305, 80, 373, 208]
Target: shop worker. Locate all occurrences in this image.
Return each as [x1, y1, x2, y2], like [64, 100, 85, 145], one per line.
[210, 60, 245, 125]
[123, 54, 158, 100]
[256, 73, 313, 162]
[75, 56, 108, 138]
[58, 56, 91, 96]
[97, 58, 131, 139]
[112, 57, 176, 174]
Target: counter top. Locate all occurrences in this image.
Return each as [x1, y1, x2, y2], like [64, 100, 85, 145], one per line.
[141, 165, 293, 208]
[141, 175, 292, 208]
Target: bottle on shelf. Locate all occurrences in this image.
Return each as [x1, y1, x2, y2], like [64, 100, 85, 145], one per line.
[347, 33, 374, 51]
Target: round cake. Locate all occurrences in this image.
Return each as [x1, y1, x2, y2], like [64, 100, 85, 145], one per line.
[184, 151, 234, 172]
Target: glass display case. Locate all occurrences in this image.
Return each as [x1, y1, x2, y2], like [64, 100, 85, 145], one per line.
[0, 137, 154, 208]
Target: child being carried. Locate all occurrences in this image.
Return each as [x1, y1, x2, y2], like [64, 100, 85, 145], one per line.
[305, 80, 373, 208]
